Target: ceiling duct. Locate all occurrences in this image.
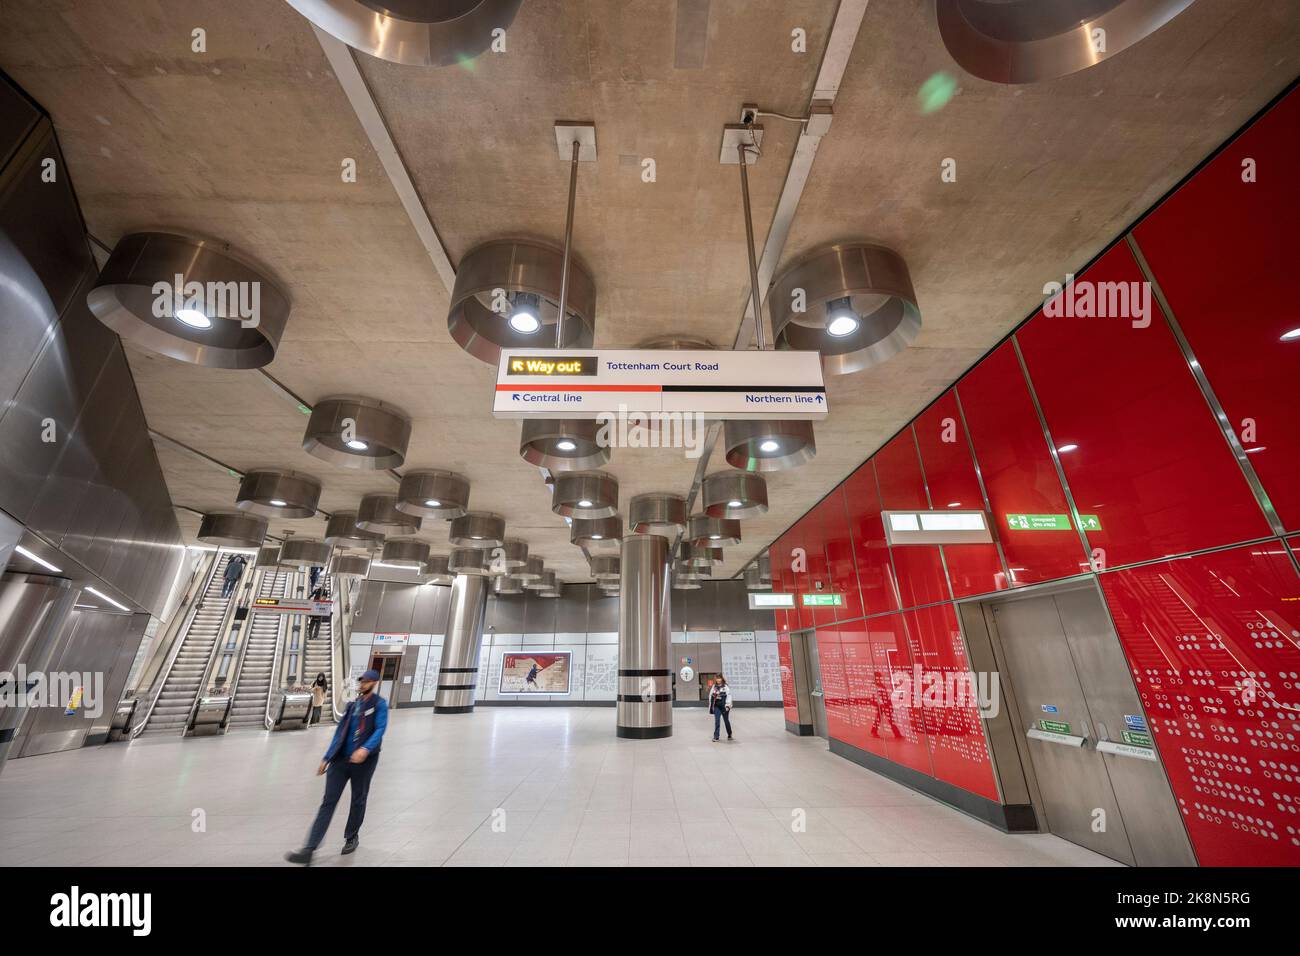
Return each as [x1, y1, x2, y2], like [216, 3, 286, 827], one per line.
[197, 512, 268, 548]
[448, 512, 505, 548]
[448, 239, 596, 365]
[627, 492, 687, 536]
[330, 553, 372, 578]
[396, 470, 470, 520]
[357, 494, 421, 536]
[551, 471, 619, 518]
[86, 232, 290, 369]
[722, 419, 817, 472]
[701, 471, 769, 519]
[936, 0, 1198, 85]
[448, 547, 490, 575]
[235, 469, 321, 518]
[687, 514, 741, 547]
[589, 555, 620, 583]
[285, 0, 524, 67]
[422, 554, 454, 585]
[380, 539, 430, 570]
[517, 556, 545, 582]
[325, 511, 385, 550]
[570, 515, 622, 547]
[493, 575, 525, 595]
[302, 396, 412, 470]
[770, 244, 921, 376]
[519, 419, 610, 471]
[680, 542, 723, 569]
[280, 539, 333, 568]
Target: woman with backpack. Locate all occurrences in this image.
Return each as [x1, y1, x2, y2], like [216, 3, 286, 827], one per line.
[709, 676, 733, 742]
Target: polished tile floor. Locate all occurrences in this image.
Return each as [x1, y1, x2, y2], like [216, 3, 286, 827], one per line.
[0, 706, 1118, 867]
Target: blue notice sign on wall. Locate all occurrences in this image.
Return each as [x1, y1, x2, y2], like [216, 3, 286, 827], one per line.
[1041, 704, 1059, 713]
[1124, 714, 1148, 732]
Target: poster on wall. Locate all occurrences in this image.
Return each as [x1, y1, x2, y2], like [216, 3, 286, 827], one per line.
[499, 651, 572, 695]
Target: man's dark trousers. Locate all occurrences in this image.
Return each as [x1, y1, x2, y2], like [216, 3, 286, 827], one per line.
[305, 753, 379, 849]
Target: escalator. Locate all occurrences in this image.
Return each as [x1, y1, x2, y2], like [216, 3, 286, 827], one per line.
[137, 552, 241, 736]
[301, 576, 335, 722]
[226, 565, 292, 730]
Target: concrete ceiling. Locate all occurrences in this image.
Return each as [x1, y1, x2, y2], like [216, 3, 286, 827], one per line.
[1, 0, 1296, 583]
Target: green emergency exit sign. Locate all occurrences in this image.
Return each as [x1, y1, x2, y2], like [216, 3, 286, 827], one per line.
[1039, 718, 1072, 734]
[1077, 514, 1102, 531]
[801, 594, 843, 607]
[1007, 514, 1071, 530]
[1121, 730, 1152, 748]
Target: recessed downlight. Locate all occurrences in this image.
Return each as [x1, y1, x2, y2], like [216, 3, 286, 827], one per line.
[556, 440, 577, 451]
[175, 307, 211, 329]
[578, 499, 593, 508]
[826, 296, 859, 337]
[759, 440, 780, 452]
[509, 292, 542, 334]
[345, 439, 368, 451]
[425, 499, 441, 507]
[269, 499, 287, 507]
[1281, 327, 1300, 341]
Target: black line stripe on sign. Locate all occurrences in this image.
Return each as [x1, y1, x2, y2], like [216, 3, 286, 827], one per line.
[660, 384, 825, 393]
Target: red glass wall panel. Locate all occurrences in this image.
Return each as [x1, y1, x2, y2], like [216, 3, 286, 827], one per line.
[867, 613, 933, 776]
[1099, 543, 1300, 866]
[875, 428, 952, 609]
[838, 625, 887, 758]
[906, 603, 1000, 801]
[843, 461, 899, 616]
[957, 342, 1088, 584]
[821, 485, 865, 622]
[804, 498, 836, 629]
[1133, 88, 1300, 531]
[817, 629, 851, 742]
[1017, 244, 1272, 567]
[914, 391, 1009, 598]
[771, 531, 793, 635]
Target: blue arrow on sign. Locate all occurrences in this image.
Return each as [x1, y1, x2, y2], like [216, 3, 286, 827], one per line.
[512, 393, 520, 400]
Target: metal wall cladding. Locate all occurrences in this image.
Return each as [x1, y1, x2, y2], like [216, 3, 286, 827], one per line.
[0, 94, 183, 618]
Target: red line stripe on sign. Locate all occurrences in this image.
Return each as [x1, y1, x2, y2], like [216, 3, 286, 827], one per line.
[495, 384, 662, 392]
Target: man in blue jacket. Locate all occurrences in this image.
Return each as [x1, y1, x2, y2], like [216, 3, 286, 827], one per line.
[285, 669, 388, 865]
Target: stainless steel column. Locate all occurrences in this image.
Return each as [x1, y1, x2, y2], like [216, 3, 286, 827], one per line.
[434, 572, 488, 714]
[617, 535, 672, 739]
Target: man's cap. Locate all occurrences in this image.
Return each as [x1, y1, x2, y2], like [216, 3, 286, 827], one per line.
[360, 669, 380, 682]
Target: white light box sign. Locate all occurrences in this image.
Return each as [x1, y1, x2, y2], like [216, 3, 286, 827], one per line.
[883, 510, 993, 546]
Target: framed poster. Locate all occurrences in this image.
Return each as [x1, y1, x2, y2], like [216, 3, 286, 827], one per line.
[499, 651, 572, 695]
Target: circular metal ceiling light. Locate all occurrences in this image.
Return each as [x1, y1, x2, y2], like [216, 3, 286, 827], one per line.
[357, 494, 422, 536]
[448, 547, 490, 575]
[935, 0, 1197, 85]
[197, 512, 268, 548]
[284, 0, 523, 67]
[396, 470, 470, 520]
[279, 539, 333, 568]
[422, 554, 454, 585]
[380, 539, 430, 570]
[701, 471, 768, 519]
[236, 470, 321, 518]
[680, 542, 723, 569]
[86, 232, 290, 369]
[497, 538, 529, 570]
[448, 512, 505, 549]
[687, 515, 741, 547]
[256, 545, 283, 567]
[589, 555, 620, 583]
[627, 492, 687, 537]
[527, 569, 559, 592]
[552, 471, 619, 518]
[448, 239, 596, 365]
[538, 586, 563, 599]
[519, 419, 610, 471]
[302, 396, 412, 470]
[745, 565, 771, 591]
[324, 511, 385, 550]
[493, 575, 525, 595]
[330, 553, 372, 578]
[770, 244, 921, 376]
[674, 561, 711, 581]
[723, 419, 816, 472]
[517, 556, 545, 582]
[570, 515, 622, 548]
[672, 574, 701, 591]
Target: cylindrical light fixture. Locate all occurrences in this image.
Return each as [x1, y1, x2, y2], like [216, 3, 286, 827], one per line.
[498, 538, 528, 569]
[627, 492, 687, 536]
[448, 547, 490, 575]
[448, 239, 596, 365]
[589, 555, 620, 583]
[324, 511, 384, 550]
[680, 542, 723, 569]
[422, 554, 454, 585]
[279, 539, 332, 568]
[687, 514, 741, 547]
[357, 494, 421, 536]
[197, 512, 268, 548]
[525, 569, 559, 592]
[302, 396, 412, 470]
[744, 565, 771, 591]
[723, 419, 816, 472]
[517, 556, 545, 582]
[86, 232, 290, 369]
[701, 471, 769, 519]
[448, 512, 505, 548]
[671, 574, 701, 590]
[380, 539, 430, 570]
[256, 545, 282, 567]
[519, 419, 609, 471]
[537, 586, 563, 599]
[769, 243, 921, 375]
[330, 553, 372, 578]
[551, 471, 618, 518]
[570, 515, 622, 547]
[396, 470, 470, 520]
[493, 575, 525, 595]
[235, 469, 321, 518]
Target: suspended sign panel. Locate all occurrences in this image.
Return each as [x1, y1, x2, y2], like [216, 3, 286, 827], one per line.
[493, 349, 827, 420]
[884, 510, 993, 545]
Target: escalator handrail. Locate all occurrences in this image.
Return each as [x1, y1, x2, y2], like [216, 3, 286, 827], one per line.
[330, 575, 355, 722]
[131, 551, 223, 739]
[183, 557, 253, 734]
[262, 568, 294, 731]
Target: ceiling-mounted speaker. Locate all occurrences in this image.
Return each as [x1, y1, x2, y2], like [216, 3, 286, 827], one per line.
[285, 0, 524, 67]
[87, 232, 290, 369]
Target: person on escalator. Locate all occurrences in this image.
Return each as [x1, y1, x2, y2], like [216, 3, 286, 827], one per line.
[285, 669, 388, 865]
[310, 673, 328, 725]
[221, 554, 247, 599]
[306, 583, 328, 640]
